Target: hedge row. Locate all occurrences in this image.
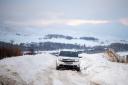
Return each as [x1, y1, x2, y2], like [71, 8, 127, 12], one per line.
[0, 47, 22, 59]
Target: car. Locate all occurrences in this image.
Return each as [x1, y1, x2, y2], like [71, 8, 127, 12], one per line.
[56, 51, 81, 71]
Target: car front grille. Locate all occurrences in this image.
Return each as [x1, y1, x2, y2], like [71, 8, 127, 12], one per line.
[62, 59, 75, 62]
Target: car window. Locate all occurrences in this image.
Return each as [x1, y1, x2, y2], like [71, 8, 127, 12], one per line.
[59, 51, 78, 57]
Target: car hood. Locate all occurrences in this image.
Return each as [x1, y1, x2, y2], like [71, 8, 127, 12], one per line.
[58, 56, 79, 60]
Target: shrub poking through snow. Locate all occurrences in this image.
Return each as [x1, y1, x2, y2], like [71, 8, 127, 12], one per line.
[105, 49, 128, 63]
[0, 47, 22, 59]
[105, 49, 119, 62]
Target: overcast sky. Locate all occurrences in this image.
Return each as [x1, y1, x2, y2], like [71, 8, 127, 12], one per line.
[0, 0, 128, 43]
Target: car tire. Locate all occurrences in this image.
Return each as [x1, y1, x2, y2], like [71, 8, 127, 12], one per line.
[76, 67, 81, 72]
[56, 66, 60, 70]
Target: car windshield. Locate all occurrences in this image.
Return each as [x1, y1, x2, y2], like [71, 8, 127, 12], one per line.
[59, 51, 78, 57]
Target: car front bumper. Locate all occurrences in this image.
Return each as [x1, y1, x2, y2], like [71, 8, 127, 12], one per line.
[56, 60, 80, 67]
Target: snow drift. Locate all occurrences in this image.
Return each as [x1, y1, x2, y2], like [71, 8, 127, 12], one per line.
[0, 52, 128, 85]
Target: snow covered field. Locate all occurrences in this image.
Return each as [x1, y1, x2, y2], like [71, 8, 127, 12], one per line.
[0, 52, 128, 85]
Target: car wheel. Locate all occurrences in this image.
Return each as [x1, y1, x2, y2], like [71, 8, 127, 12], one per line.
[76, 67, 81, 72]
[56, 66, 60, 70]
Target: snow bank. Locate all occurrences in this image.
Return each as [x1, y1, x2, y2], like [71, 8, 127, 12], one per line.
[80, 53, 128, 85]
[0, 53, 56, 84]
[117, 51, 128, 56]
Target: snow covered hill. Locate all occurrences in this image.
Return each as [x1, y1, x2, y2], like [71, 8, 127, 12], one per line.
[7, 33, 128, 47]
[0, 52, 128, 85]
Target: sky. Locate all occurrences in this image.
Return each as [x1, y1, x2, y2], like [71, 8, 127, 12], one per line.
[0, 0, 128, 43]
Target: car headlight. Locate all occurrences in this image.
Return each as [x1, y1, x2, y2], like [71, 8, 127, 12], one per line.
[75, 59, 79, 62]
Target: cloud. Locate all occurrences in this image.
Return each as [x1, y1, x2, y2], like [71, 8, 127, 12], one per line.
[65, 19, 110, 26]
[4, 19, 110, 27]
[119, 18, 128, 26]
[38, 19, 110, 26]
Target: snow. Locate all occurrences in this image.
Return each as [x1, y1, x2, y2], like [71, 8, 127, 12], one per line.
[80, 53, 128, 85]
[0, 53, 56, 84]
[117, 51, 128, 56]
[0, 52, 128, 85]
[53, 79, 63, 85]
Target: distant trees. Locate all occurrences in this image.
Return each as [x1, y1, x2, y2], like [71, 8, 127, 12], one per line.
[109, 43, 128, 51]
[1, 40, 128, 59]
[43, 34, 100, 41]
[38, 42, 83, 50]
[79, 37, 98, 41]
[43, 34, 74, 40]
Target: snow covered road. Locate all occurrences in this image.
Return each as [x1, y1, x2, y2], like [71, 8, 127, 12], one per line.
[0, 52, 128, 85]
[0, 53, 90, 85]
